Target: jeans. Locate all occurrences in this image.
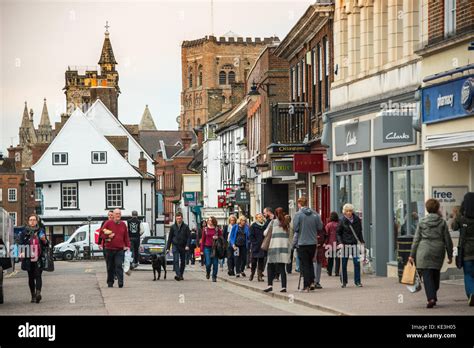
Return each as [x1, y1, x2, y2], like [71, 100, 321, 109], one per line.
[251, 257, 265, 275]
[421, 269, 440, 301]
[227, 245, 235, 274]
[172, 245, 186, 278]
[341, 245, 361, 285]
[463, 260, 474, 298]
[234, 245, 247, 274]
[27, 261, 43, 292]
[186, 246, 196, 265]
[298, 245, 316, 289]
[295, 250, 300, 272]
[327, 256, 340, 275]
[130, 238, 140, 265]
[313, 261, 322, 284]
[204, 246, 219, 278]
[105, 249, 124, 286]
[267, 263, 287, 288]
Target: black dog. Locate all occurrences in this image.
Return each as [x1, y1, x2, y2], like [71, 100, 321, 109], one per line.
[151, 254, 167, 281]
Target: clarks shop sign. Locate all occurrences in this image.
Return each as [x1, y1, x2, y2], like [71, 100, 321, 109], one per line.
[422, 75, 474, 124]
[335, 121, 371, 156]
[374, 115, 415, 150]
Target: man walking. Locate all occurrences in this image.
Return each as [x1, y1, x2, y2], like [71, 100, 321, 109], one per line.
[100, 209, 130, 288]
[166, 212, 191, 281]
[127, 211, 143, 269]
[292, 196, 323, 292]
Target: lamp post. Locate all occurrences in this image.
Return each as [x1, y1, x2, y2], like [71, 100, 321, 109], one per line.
[87, 216, 92, 260]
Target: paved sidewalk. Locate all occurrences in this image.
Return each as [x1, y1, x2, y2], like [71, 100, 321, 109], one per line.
[213, 264, 474, 316]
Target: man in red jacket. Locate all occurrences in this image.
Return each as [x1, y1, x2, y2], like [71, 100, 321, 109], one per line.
[100, 209, 130, 288]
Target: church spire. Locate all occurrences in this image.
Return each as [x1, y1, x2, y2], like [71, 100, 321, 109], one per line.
[139, 105, 157, 131]
[20, 101, 30, 128]
[39, 98, 51, 127]
[98, 21, 117, 69]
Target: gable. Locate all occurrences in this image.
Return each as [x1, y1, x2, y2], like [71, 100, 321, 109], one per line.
[32, 109, 141, 183]
[85, 100, 154, 173]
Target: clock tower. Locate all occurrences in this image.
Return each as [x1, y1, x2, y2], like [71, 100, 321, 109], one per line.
[63, 22, 120, 118]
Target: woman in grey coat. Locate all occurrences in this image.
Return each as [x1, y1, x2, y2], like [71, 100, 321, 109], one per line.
[409, 199, 453, 308]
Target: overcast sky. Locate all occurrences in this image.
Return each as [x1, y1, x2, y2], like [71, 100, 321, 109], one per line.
[0, 0, 312, 153]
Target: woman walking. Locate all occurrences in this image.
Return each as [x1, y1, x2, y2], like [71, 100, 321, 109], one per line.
[313, 224, 328, 289]
[452, 192, 474, 306]
[326, 212, 340, 277]
[201, 216, 222, 282]
[230, 216, 249, 278]
[249, 213, 266, 282]
[409, 199, 453, 308]
[18, 214, 49, 303]
[336, 203, 364, 288]
[223, 215, 237, 276]
[264, 208, 290, 293]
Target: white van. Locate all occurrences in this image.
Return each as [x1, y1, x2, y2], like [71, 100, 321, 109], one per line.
[53, 221, 151, 261]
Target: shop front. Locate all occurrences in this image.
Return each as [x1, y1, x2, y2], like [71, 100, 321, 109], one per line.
[422, 73, 474, 221]
[327, 97, 423, 276]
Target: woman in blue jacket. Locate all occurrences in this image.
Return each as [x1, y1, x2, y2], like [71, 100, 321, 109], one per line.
[230, 216, 249, 278]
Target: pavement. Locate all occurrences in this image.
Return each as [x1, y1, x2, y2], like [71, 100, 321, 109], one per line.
[0, 260, 327, 315]
[214, 263, 474, 316]
[2, 260, 472, 315]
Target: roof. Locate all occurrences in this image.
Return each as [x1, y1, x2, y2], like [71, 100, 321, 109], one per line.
[215, 99, 248, 134]
[98, 32, 117, 65]
[187, 148, 203, 172]
[0, 158, 16, 173]
[139, 105, 157, 131]
[124, 124, 139, 136]
[138, 130, 197, 158]
[164, 145, 182, 159]
[105, 136, 129, 152]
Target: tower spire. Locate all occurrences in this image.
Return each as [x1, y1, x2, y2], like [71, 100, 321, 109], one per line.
[38, 98, 53, 144]
[139, 105, 157, 131]
[39, 98, 51, 127]
[99, 21, 117, 68]
[21, 101, 30, 128]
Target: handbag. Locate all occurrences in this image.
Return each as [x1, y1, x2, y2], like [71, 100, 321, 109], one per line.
[401, 261, 417, 285]
[260, 222, 273, 252]
[348, 225, 366, 259]
[41, 245, 55, 272]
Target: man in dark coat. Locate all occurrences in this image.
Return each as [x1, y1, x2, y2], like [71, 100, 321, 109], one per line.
[166, 212, 191, 281]
[249, 213, 266, 281]
[127, 211, 142, 268]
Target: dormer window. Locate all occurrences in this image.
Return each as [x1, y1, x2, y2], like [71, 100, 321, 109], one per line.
[92, 151, 107, 164]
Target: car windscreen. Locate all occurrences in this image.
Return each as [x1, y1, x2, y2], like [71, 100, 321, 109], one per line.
[142, 238, 165, 245]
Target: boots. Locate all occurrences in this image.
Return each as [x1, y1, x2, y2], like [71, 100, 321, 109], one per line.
[35, 290, 42, 304]
[249, 270, 255, 281]
[31, 291, 36, 303]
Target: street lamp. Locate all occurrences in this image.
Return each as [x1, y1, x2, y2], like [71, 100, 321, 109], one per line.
[87, 216, 92, 260]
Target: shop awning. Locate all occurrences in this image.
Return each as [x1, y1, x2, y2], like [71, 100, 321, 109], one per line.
[424, 131, 474, 149]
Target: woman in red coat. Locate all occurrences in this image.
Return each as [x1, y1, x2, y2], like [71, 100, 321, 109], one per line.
[325, 212, 340, 277]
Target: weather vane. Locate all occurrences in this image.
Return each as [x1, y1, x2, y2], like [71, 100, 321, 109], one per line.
[105, 21, 110, 33]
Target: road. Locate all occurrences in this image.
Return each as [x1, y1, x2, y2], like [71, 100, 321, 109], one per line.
[0, 260, 330, 315]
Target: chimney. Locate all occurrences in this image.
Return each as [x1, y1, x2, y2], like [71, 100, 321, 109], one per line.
[181, 132, 193, 151]
[138, 151, 147, 175]
[196, 128, 204, 149]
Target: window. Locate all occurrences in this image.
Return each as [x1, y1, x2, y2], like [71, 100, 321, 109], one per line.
[219, 71, 227, 85]
[106, 182, 123, 209]
[92, 151, 107, 164]
[444, 0, 456, 37]
[8, 212, 17, 226]
[228, 71, 236, 84]
[8, 188, 17, 202]
[302, 59, 306, 95]
[35, 187, 42, 201]
[61, 182, 78, 209]
[189, 73, 193, 88]
[198, 66, 203, 86]
[53, 153, 68, 165]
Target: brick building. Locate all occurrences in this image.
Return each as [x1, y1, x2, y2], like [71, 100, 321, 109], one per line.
[0, 153, 37, 227]
[246, 44, 290, 217]
[272, 1, 334, 220]
[180, 34, 279, 130]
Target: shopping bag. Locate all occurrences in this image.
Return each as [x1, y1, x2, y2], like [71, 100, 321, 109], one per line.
[194, 247, 201, 258]
[123, 250, 133, 275]
[407, 272, 422, 293]
[401, 261, 416, 285]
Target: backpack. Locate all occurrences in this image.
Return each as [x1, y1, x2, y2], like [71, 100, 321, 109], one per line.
[213, 231, 227, 259]
[235, 227, 246, 247]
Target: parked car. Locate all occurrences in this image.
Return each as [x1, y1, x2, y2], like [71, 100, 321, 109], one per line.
[139, 237, 166, 264]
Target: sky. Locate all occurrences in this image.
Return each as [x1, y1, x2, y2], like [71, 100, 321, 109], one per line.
[0, 0, 312, 153]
